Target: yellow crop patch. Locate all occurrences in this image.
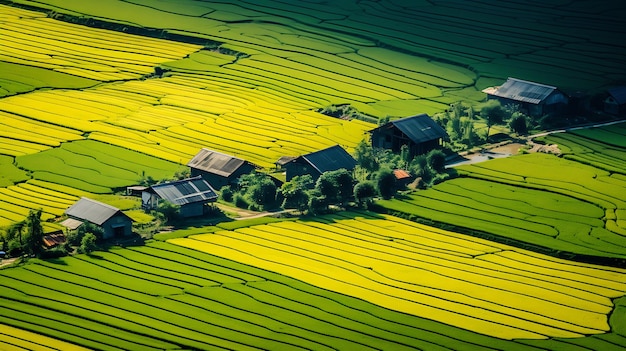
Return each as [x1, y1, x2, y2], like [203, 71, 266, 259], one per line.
[171, 213, 626, 340]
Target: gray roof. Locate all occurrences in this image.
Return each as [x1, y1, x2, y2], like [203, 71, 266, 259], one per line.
[608, 86, 626, 105]
[483, 77, 558, 104]
[151, 176, 218, 206]
[65, 197, 130, 226]
[60, 217, 84, 230]
[371, 114, 449, 144]
[296, 145, 357, 174]
[187, 148, 249, 178]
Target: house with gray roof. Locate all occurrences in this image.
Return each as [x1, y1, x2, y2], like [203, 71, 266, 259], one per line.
[604, 86, 626, 115]
[284, 145, 357, 182]
[62, 197, 133, 239]
[142, 176, 218, 217]
[187, 148, 256, 189]
[482, 77, 569, 117]
[369, 114, 449, 158]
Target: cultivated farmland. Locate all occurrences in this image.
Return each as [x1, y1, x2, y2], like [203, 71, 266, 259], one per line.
[2, 215, 626, 350]
[378, 124, 626, 261]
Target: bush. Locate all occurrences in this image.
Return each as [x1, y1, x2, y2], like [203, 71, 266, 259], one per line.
[354, 181, 377, 207]
[220, 185, 233, 202]
[427, 149, 446, 174]
[376, 168, 396, 200]
[80, 232, 98, 254]
[509, 113, 528, 135]
[234, 194, 249, 209]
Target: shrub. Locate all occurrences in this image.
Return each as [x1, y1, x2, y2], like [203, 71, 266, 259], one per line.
[427, 149, 446, 174]
[376, 168, 396, 200]
[220, 185, 233, 202]
[234, 194, 249, 209]
[354, 181, 377, 207]
[80, 232, 98, 254]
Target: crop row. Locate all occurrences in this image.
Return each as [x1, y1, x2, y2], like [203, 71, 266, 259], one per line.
[0, 239, 539, 351]
[0, 5, 201, 81]
[171, 211, 626, 340]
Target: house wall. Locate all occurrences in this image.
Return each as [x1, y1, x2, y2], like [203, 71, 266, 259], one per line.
[180, 203, 204, 217]
[102, 214, 132, 239]
[285, 162, 321, 182]
[191, 164, 254, 190]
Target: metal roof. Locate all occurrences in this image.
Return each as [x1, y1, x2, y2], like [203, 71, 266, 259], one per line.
[482, 77, 558, 104]
[65, 197, 130, 226]
[150, 176, 218, 206]
[608, 86, 626, 105]
[60, 217, 84, 230]
[187, 148, 248, 177]
[371, 114, 449, 144]
[296, 145, 357, 174]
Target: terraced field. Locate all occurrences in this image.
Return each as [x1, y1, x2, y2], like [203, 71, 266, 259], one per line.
[2, 213, 626, 350]
[378, 124, 626, 261]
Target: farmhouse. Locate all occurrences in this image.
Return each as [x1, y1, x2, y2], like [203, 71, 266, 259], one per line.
[369, 114, 449, 158]
[284, 145, 357, 182]
[188, 148, 256, 189]
[62, 197, 133, 239]
[142, 176, 218, 217]
[604, 86, 626, 115]
[482, 77, 569, 117]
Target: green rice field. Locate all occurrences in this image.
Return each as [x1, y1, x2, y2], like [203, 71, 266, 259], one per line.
[378, 124, 626, 261]
[2, 213, 626, 350]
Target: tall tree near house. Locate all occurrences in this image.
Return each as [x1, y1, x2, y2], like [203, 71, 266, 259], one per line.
[24, 209, 44, 256]
[481, 100, 507, 140]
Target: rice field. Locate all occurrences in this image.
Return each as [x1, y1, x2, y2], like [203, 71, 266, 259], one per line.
[2, 215, 626, 350]
[378, 124, 626, 261]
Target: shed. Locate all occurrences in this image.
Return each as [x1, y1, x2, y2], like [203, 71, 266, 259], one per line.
[482, 77, 569, 117]
[285, 145, 357, 182]
[369, 114, 449, 158]
[604, 86, 626, 115]
[143, 176, 218, 217]
[63, 198, 133, 239]
[187, 148, 257, 189]
[393, 169, 414, 189]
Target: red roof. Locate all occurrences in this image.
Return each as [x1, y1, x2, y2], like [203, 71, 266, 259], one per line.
[393, 169, 411, 180]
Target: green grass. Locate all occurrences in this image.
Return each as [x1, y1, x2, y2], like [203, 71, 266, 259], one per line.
[0, 61, 98, 97]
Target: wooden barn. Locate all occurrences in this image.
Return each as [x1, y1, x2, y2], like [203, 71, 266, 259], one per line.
[142, 176, 218, 217]
[284, 145, 357, 182]
[604, 86, 626, 115]
[482, 77, 569, 117]
[62, 197, 133, 239]
[187, 148, 256, 189]
[369, 114, 449, 158]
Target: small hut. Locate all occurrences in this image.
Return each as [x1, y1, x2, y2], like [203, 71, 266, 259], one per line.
[62, 198, 133, 239]
[482, 77, 569, 117]
[284, 145, 357, 182]
[369, 114, 449, 158]
[187, 148, 257, 189]
[142, 176, 218, 217]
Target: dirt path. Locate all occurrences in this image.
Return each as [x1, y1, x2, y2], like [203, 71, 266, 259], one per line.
[215, 203, 297, 220]
[0, 257, 18, 268]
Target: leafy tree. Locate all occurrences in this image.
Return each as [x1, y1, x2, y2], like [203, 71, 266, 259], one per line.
[427, 149, 446, 174]
[509, 113, 528, 135]
[354, 181, 377, 207]
[157, 201, 181, 223]
[353, 139, 378, 172]
[80, 232, 98, 254]
[307, 195, 327, 215]
[281, 175, 313, 212]
[23, 209, 44, 256]
[376, 168, 396, 200]
[480, 100, 508, 139]
[315, 169, 354, 207]
[247, 176, 278, 210]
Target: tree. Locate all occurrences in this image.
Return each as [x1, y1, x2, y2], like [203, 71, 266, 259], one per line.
[315, 169, 354, 207]
[281, 175, 313, 212]
[23, 209, 44, 256]
[80, 232, 98, 254]
[427, 149, 446, 174]
[376, 168, 396, 200]
[247, 177, 277, 210]
[354, 181, 377, 207]
[157, 201, 181, 223]
[353, 139, 378, 172]
[509, 113, 528, 135]
[480, 100, 508, 140]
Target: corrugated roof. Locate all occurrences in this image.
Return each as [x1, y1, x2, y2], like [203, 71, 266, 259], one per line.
[43, 233, 66, 248]
[372, 114, 449, 144]
[151, 176, 218, 206]
[393, 169, 412, 180]
[187, 148, 247, 177]
[60, 217, 84, 230]
[297, 145, 357, 174]
[482, 77, 558, 104]
[608, 86, 626, 105]
[65, 198, 128, 226]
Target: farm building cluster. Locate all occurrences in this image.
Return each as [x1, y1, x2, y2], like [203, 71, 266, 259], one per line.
[53, 112, 451, 240]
